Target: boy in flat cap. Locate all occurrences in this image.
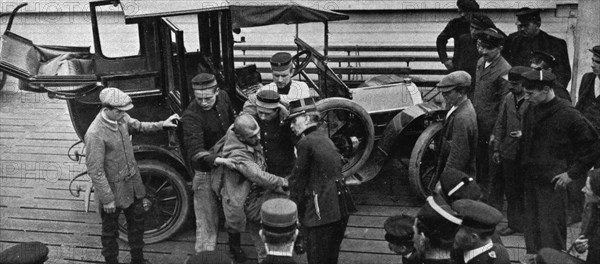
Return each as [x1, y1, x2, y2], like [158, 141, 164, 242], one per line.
[260, 52, 312, 107]
[181, 73, 237, 253]
[384, 215, 419, 264]
[288, 98, 350, 264]
[574, 169, 600, 264]
[472, 28, 511, 209]
[437, 0, 479, 72]
[85, 87, 179, 264]
[435, 71, 478, 182]
[451, 199, 510, 264]
[490, 66, 530, 236]
[529, 50, 571, 102]
[502, 7, 571, 87]
[259, 198, 300, 264]
[520, 69, 600, 254]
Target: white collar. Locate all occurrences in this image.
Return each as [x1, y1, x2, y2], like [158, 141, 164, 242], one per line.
[424, 248, 452, 260]
[464, 241, 493, 263]
[265, 244, 294, 257]
[446, 105, 458, 119]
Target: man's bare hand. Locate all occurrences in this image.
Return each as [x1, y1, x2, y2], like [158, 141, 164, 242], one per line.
[573, 235, 589, 253]
[492, 152, 501, 164]
[103, 201, 116, 213]
[162, 114, 180, 128]
[552, 172, 572, 190]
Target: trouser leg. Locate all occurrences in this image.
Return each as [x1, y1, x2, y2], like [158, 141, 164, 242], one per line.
[192, 171, 219, 252]
[101, 207, 122, 264]
[523, 181, 540, 253]
[248, 221, 267, 263]
[567, 177, 586, 224]
[488, 157, 504, 211]
[125, 199, 146, 264]
[476, 140, 492, 203]
[306, 217, 348, 264]
[536, 184, 567, 251]
[503, 159, 524, 231]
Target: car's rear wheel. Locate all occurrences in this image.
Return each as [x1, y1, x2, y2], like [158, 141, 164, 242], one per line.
[118, 160, 190, 244]
[408, 122, 443, 199]
[316, 97, 375, 179]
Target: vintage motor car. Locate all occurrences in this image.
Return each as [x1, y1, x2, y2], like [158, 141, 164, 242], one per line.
[0, 0, 446, 243]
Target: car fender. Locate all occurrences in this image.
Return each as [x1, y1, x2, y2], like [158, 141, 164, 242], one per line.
[355, 102, 446, 182]
[132, 145, 192, 182]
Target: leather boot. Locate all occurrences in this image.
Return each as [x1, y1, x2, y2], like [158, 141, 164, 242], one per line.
[228, 231, 247, 263]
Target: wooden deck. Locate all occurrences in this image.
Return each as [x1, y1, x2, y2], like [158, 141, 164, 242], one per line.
[0, 80, 583, 264]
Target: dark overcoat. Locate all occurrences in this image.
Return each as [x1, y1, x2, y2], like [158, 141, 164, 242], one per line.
[575, 72, 600, 131]
[451, 243, 510, 264]
[437, 99, 478, 179]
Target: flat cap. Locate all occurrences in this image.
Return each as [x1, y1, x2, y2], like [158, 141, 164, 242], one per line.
[508, 66, 532, 82]
[383, 214, 415, 246]
[522, 69, 556, 86]
[451, 199, 503, 233]
[470, 14, 495, 30]
[256, 89, 281, 109]
[516, 7, 541, 23]
[436, 71, 471, 92]
[261, 198, 297, 233]
[287, 97, 319, 121]
[590, 45, 600, 61]
[417, 194, 462, 242]
[535, 248, 585, 264]
[99, 87, 133, 111]
[185, 251, 233, 264]
[531, 50, 557, 68]
[191, 73, 218, 90]
[440, 168, 482, 202]
[270, 52, 293, 71]
[0, 242, 49, 264]
[476, 28, 506, 48]
[457, 0, 479, 12]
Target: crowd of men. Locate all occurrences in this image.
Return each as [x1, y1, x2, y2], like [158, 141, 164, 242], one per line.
[78, 1, 600, 263]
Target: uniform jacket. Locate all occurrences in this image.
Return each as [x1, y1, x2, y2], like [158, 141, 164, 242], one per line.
[260, 80, 312, 107]
[261, 255, 297, 264]
[473, 55, 512, 141]
[436, 16, 471, 65]
[575, 72, 600, 131]
[214, 127, 287, 231]
[289, 126, 342, 228]
[85, 110, 164, 208]
[492, 93, 529, 160]
[182, 92, 235, 171]
[521, 97, 600, 183]
[502, 30, 571, 87]
[437, 99, 478, 179]
[451, 243, 510, 264]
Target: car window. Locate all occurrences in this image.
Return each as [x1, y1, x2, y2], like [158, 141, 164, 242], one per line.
[96, 5, 141, 58]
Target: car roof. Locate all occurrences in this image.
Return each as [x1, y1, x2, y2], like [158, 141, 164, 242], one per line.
[119, 0, 349, 26]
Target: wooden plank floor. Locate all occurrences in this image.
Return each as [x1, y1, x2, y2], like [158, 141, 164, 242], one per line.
[0, 80, 584, 263]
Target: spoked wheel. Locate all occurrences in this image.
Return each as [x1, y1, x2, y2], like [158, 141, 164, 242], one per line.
[118, 160, 190, 244]
[408, 122, 443, 199]
[316, 98, 375, 179]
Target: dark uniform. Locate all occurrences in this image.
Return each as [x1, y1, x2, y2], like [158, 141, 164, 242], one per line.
[520, 70, 600, 253]
[260, 198, 300, 264]
[288, 98, 348, 264]
[502, 8, 571, 87]
[451, 199, 510, 264]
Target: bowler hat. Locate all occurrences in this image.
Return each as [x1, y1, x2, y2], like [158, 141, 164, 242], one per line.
[0, 241, 49, 264]
[470, 14, 495, 31]
[436, 71, 471, 92]
[440, 168, 482, 202]
[261, 198, 298, 236]
[287, 97, 319, 121]
[457, 0, 479, 12]
[270, 52, 293, 71]
[383, 214, 415, 246]
[191, 73, 218, 90]
[535, 248, 585, 264]
[451, 199, 503, 234]
[255, 89, 281, 109]
[516, 7, 541, 23]
[531, 50, 557, 68]
[476, 28, 506, 48]
[508, 66, 531, 82]
[99, 87, 133, 111]
[590, 45, 600, 62]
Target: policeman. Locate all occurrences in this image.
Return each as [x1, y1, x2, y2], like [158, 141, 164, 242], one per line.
[383, 215, 419, 264]
[0, 241, 49, 264]
[529, 50, 571, 102]
[260, 52, 312, 106]
[259, 198, 300, 264]
[451, 199, 510, 264]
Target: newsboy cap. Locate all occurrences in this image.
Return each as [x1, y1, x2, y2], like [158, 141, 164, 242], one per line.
[531, 50, 557, 68]
[99, 87, 133, 111]
[470, 14, 495, 31]
[261, 198, 298, 236]
[287, 97, 319, 121]
[0, 241, 49, 264]
[590, 45, 600, 62]
[451, 199, 503, 234]
[440, 168, 482, 202]
[270, 52, 293, 71]
[508, 66, 532, 82]
[535, 248, 585, 264]
[476, 28, 506, 48]
[256, 89, 281, 109]
[457, 0, 479, 12]
[191, 73, 218, 90]
[384, 214, 415, 246]
[516, 7, 541, 24]
[436, 71, 472, 92]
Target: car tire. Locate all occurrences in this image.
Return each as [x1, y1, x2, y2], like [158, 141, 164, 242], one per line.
[316, 97, 375, 179]
[408, 122, 443, 199]
[118, 160, 190, 244]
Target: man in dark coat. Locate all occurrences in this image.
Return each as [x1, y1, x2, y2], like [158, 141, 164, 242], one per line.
[437, 0, 480, 72]
[288, 98, 348, 264]
[529, 50, 572, 102]
[181, 73, 237, 254]
[490, 66, 530, 236]
[502, 8, 571, 87]
[435, 71, 478, 180]
[472, 28, 511, 207]
[520, 69, 600, 253]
